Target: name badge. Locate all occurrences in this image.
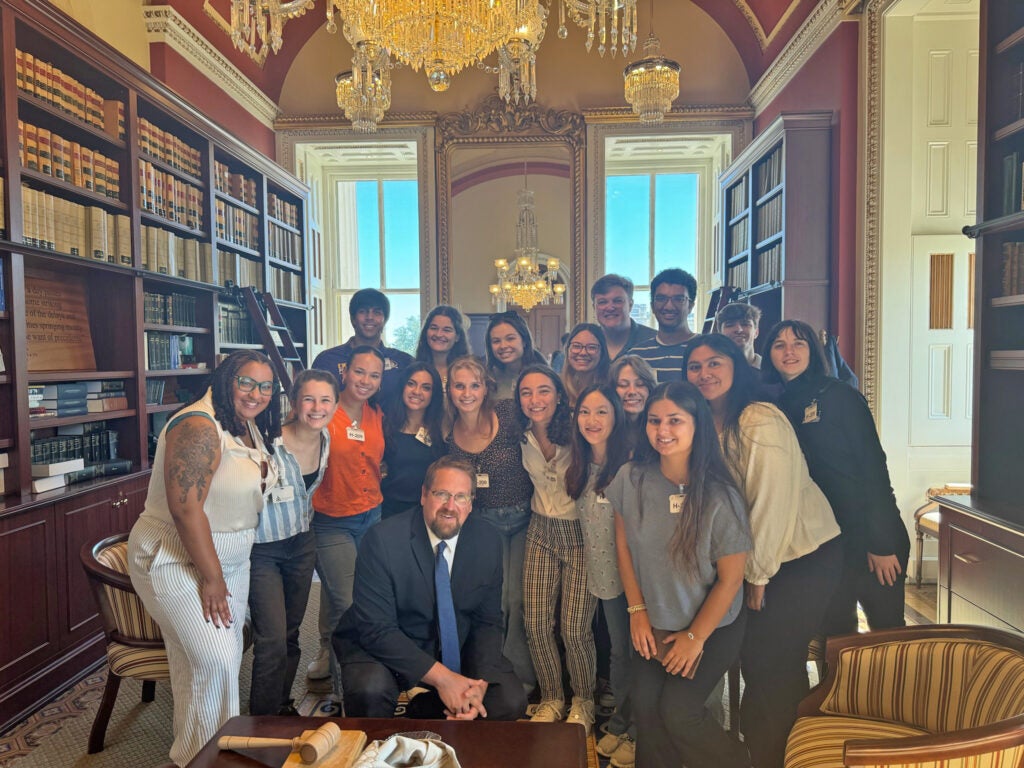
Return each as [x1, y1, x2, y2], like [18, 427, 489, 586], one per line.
[271, 485, 295, 503]
[475, 473, 490, 488]
[669, 494, 686, 514]
[415, 426, 432, 446]
[346, 427, 366, 442]
[803, 401, 821, 424]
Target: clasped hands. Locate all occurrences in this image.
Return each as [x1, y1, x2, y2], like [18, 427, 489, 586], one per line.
[436, 670, 489, 720]
[629, 612, 703, 678]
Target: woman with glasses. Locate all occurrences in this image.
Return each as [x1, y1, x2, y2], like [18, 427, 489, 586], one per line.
[311, 345, 387, 705]
[248, 369, 337, 717]
[128, 350, 281, 766]
[484, 311, 547, 400]
[561, 323, 611, 407]
[445, 355, 537, 694]
[610, 355, 658, 456]
[414, 305, 471, 390]
[517, 365, 598, 734]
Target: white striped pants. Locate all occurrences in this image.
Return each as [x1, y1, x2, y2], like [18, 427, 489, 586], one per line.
[128, 517, 254, 766]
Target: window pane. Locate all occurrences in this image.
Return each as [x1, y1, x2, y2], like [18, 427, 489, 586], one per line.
[383, 293, 422, 355]
[356, 180, 381, 288]
[382, 180, 420, 289]
[605, 175, 650, 286]
[654, 174, 698, 276]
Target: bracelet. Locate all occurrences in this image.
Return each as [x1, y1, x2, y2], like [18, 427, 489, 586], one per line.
[627, 603, 647, 614]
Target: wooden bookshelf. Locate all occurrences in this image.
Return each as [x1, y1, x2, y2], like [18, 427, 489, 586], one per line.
[718, 111, 832, 341]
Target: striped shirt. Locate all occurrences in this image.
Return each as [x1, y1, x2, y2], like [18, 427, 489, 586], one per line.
[628, 337, 691, 383]
[255, 430, 330, 543]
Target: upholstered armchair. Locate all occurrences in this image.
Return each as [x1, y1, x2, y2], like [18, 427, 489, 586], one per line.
[784, 625, 1024, 768]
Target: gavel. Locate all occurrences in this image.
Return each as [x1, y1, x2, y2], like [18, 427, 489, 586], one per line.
[217, 721, 342, 764]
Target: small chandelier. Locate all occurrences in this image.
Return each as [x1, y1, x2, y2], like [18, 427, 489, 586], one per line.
[229, 0, 313, 56]
[335, 42, 392, 132]
[623, 31, 679, 124]
[326, 0, 518, 92]
[497, 1, 548, 104]
[558, 0, 637, 57]
[490, 166, 566, 312]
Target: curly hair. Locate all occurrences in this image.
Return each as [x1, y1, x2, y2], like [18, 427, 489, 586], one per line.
[561, 322, 611, 406]
[565, 384, 630, 500]
[484, 311, 546, 372]
[415, 305, 471, 366]
[208, 350, 281, 453]
[515, 364, 572, 447]
[383, 362, 446, 458]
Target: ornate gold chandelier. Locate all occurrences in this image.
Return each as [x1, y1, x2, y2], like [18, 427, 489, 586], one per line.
[335, 41, 392, 132]
[326, 0, 518, 92]
[496, 0, 548, 104]
[229, 0, 313, 56]
[558, 0, 637, 57]
[623, 30, 679, 124]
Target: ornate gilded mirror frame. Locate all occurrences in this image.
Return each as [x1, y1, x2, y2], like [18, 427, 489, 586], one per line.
[436, 94, 587, 325]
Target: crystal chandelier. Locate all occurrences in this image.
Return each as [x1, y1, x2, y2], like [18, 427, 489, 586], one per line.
[335, 41, 392, 132]
[490, 167, 566, 312]
[623, 31, 679, 124]
[496, 1, 548, 105]
[229, 0, 313, 56]
[326, 0, 518, 92]
[558, 0, 637, 57]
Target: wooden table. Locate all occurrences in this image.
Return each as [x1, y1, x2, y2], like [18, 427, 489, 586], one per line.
[188, 715, 590, 767]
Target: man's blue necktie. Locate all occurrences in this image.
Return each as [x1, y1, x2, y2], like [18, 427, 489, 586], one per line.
[435, 541, 461, 674]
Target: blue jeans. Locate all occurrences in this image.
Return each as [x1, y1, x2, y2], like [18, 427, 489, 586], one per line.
[248, 531, 317, 715]
[312, 506, 382, 698]
[601, 593, 636, 738]
[473, 502, 535, 693]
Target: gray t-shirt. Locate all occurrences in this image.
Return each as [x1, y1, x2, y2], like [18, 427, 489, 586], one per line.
[605, 462, 751, 631]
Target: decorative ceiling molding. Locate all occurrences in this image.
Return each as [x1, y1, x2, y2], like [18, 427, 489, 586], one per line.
[202, 0, 272, 65]
[733, 0, 804, 51]
[143, 6, 279, 129]
[274, 112, 438, 130]
[749, 0, 847, 114]
[582, 104, 755, 124]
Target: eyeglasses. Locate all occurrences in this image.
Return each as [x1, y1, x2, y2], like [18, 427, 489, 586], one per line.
[652, 294, 691, 307]
[569, 343, 600, 354]
[235, 375, 276, 396]
[430, 490, 472, 507]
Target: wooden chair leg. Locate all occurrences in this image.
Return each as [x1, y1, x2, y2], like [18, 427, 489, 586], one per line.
[88, 672, 122, 754]
[141, 679, 156, 703]
[915, 529, 925, 587]
[727, 660, 741, 734]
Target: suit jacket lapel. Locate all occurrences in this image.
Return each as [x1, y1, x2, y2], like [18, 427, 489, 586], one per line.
[410, 511, 434, 587]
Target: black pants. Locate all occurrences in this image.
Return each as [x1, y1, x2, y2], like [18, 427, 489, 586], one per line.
[630, 612, 750, 768]
[821, 542, 908, 635]
[740, 536, 842, 768]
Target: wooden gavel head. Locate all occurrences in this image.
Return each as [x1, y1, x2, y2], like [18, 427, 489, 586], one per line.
[299, 722, 342, 763]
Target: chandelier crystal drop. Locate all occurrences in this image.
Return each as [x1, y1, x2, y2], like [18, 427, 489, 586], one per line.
[559, 0, 637, 57]
[497, 1, 548, 104]
[229, 0, 313, 56]
[336, 41, 392, 132]
[623, 31, 679, 124]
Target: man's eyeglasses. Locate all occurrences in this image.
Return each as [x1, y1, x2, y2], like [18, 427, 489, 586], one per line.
[235, 375, 276, 396]
[569, 343, 600, 354]
[652, 294, 692, 307]
[430, 490, 472, 507]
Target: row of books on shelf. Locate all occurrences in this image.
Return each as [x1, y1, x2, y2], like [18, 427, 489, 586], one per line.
[216, 199, 260, 250]
[145, 378, 167, 406]
[270, 266, 303, 304]
[755, 146, 783, 197]
[268, 224, 302, 266]
[138, 117, 203, 178]
[1000, 242, 1024, 297]
[727, 177, 747, 218]
[144, 331, 203, 371]
[755, 195, 783, 243]
[22, 185, 131, 263]
[267, 193, 300, 228]
[1001, 152, 1024, 217]
[28, 380, 128, 419]
[729, 217, 749, 258]
[219, 303, 257, 344]
[140, 161, 205, 230]
[727, 263, 751, 292]
[755, 244, 783, 285]
[20, 121, 121, 199]
[15, 48, 124, 138]
[32, 424, 120, 467]
[0, 255, 6, 312]
[144, 290, 199, 326]
[140, 224, 213, 281]
[220, 248, 263, 288]
[215, 160, 258, 206]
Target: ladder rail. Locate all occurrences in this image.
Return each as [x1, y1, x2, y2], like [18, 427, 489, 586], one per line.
[238, 287, 303, 392]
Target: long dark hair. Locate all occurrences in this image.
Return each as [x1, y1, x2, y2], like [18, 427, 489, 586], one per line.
[484, 311, 546, 371]
[760, 319, 830, 385]
[561, 322, 611, 405]
[566, 384, 630, 499]
[383, 362, 446, 457]
[632, 381, 742, 575]
[515, 363, 572, 446]
[209, 349, 281, 453]
[681, 333, 765, 466]
[284, 369, 339, 426]
[415, 305, 470, 365]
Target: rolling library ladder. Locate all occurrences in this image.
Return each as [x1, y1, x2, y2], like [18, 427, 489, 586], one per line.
[232, 286, 305, 391]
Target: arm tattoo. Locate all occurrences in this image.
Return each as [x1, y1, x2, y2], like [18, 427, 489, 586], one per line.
[168, 421, 218, 505]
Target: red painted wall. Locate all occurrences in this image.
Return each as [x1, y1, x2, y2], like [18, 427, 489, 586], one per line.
[149, 44, 276, 158]
[754, 22, 860, 367]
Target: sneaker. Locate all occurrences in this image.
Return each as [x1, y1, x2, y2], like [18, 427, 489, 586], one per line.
[530, 699, 566, 722]
[565, 697, 595, 735]
[596, 731, 624, 757]
[609, 735, 636, 768]
[306, 645, 330, 680]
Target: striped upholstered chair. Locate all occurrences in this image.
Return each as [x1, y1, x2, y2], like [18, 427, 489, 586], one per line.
[784, 625, 1024, 768]
[81, 533, 170, 754]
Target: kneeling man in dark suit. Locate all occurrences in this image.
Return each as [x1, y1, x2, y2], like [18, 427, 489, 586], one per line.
[335, 456, 527, 720]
